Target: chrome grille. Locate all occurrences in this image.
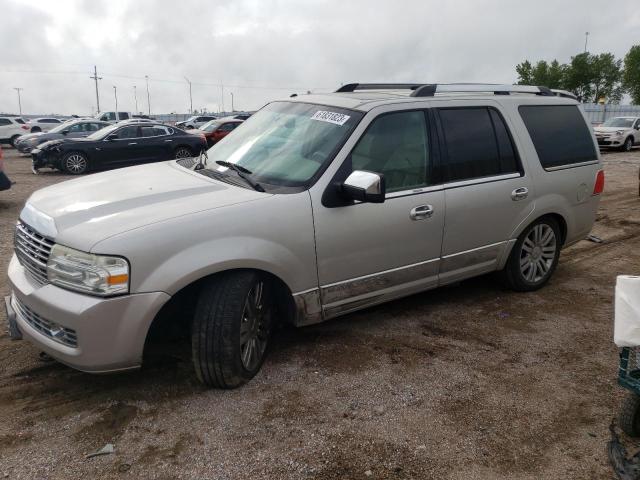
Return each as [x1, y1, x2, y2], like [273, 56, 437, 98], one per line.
[14, 222, 54, 285]
[12, 295, 77, 348]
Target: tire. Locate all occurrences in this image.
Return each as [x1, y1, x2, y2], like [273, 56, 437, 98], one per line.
[619, 393, 640, 437]
[621, 137, 634, 152]
[174, 146, 193, 159]
[31, 127, 41, 133]
[192, 271, 274, 388]
[500, 217, 561, 292]
[10, 135, 20, 148]
[62, 151, 89, 175]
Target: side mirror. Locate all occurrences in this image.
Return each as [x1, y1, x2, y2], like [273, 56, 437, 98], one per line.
[106, 133, 118, 141]
[61, 130, 69, 135]
[342, 170, 385, 203]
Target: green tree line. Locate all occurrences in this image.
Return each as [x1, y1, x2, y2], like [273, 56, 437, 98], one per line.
[515, 44, 640, 104]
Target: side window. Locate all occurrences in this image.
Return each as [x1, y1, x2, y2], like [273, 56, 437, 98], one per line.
[219, 123, 235, 132]
[14, 118, 26, 124]
[0, 119, 11, 126]
[86, 123, 101, 132]
[68, 123, 83, 132]
[141, 126, 168, 137]
[438, 107, 518, 182]
[519, 105, 596, 169]
[634, 119, 640, 130]
[118, 112, 130, 120]
[114, 126, 139, 139]
[351, 110, 429, 193]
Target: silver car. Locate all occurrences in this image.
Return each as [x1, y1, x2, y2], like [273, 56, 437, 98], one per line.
[593, 116, 640, 151]
[6, 83, 603, 388]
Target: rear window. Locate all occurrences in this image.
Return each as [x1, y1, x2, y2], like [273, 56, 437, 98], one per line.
[14, 118, 25, 124]
[438, 107, 519, 182]
[0, 119, 11, 126]
[519, 105, 596, 169]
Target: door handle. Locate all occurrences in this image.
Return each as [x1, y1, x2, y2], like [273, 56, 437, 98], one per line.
[511, 187, 529, 201]
[410, 204, 433, 220]
[164, 139, 173, 142]
[128, 142, 137, 145]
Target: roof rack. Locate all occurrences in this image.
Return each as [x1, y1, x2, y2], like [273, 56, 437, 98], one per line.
[335, 83, 554, 97]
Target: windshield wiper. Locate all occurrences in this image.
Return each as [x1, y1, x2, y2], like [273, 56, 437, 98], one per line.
[215, 160, 264, 192]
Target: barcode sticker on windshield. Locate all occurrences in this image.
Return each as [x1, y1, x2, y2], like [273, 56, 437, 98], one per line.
[311, 111, 350, 126]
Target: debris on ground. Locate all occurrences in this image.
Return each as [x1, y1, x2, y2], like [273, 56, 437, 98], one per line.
[85, 443, 115, 459]
[588, 234, 604, 243]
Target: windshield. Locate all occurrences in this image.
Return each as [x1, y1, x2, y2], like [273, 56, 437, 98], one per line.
[49, 119, 78, 133]
[204, 102, 362, 187]
[602, 118, 635, 128]
[201, 121, 221, 132]
[86, 123, 120, 140]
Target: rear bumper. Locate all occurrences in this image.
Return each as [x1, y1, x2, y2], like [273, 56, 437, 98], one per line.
[8, 254, 170, 373]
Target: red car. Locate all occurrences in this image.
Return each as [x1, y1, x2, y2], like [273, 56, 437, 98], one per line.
[191, 118, 243, 147]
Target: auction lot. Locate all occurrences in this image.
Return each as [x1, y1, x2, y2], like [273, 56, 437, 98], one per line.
[0, 148, 638, 479]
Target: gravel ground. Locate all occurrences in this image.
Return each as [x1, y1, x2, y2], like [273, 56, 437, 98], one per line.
[0, 146, 639, 479]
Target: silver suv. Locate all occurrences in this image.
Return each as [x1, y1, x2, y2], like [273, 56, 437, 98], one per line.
[6, 83, 604, 388]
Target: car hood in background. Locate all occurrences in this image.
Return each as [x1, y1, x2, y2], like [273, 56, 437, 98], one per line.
[593, 126, 633, 133]
[22, 161, 269, 251]
[17, 132, 45, 142]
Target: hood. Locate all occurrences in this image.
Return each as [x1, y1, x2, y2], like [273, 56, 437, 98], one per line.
[17, 132, 45, 142]
[23, 161, 269, 251]
[594, 126, 632, 133]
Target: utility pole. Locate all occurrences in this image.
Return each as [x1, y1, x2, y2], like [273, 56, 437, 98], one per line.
[133, 85, 138, 114]
[113, 86, 118, 120]
[230, 92, 234, 112]
[221, 84, 224, 113]
[184, 77, 193, 114]
[584, 31, 589, 53]
[145, 75, 151, 116]
[13, 87, 23, 116]
[89, 65, 102, 113]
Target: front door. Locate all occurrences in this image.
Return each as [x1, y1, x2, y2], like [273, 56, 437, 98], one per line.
[311, 108, 445, 319]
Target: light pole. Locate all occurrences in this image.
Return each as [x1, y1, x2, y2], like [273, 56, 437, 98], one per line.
[584, 31, 589, 53]
[145, 75, 151, 116]
[133, 85, 138, 114]
[89, 65, 102, 113]
[184, 77, 193, 114]
[113, 86, 118, 120]
[230, 92, 234, 112]
[13, 87, 23, 116]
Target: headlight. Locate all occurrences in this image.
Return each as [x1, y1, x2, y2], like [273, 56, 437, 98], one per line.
[615, 130, 624, 136]
[47, 244, 129, 296]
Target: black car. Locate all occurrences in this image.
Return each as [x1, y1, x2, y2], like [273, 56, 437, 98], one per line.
[31, 123, 207, 174]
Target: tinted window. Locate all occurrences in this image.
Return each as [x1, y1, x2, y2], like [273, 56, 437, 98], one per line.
[114, 126, 139, 139]
[635, 119, 640, 130]
[519, 105, 596, 168]
[0, 119, 11, 126]
[86, 123, 103, 132]
[141, 126, 168, 137]
[14, 118, 25, 124]
[42, 119, 60, 123]
[351, 110, 429, 193]
[219, 123, 237, 132]
[68, 123, 84, 132]
[118, 112, 130, 120]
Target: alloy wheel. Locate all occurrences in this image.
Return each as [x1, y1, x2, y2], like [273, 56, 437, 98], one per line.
[65, 154, 87, 174]
[239, 281, 269, 371]
[519, 224, 556, 283]
[174, 148, 192, 159]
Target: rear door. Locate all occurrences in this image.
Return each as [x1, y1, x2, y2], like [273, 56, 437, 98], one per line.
[435, 103, 534, 284]
[139, 125, 172, 161]
[97, 125, 143, 166]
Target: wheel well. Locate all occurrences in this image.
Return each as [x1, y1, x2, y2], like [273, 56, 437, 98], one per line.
[143, 269, 296, 352]
[531, 213, 567, 245]
[174, 145, 193, 153]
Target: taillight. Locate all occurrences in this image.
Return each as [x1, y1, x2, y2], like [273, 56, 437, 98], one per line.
[593, 169, 605, 195]
[21, 125, 28, 130]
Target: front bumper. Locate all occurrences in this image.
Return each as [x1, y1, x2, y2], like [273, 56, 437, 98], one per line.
[596, 136, 623, 147]
[8, 254, 170, 373]
[16, 142, 35, 154]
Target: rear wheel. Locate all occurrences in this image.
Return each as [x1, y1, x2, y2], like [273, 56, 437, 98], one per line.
[501, 217, 561, 292]
[62, 152, 89, 175]
[31, 127, 41, 133]
[192, 271, 274, 388]
[619, 393, 640, 437]
[174, 147, 192, 159]
[621, 137, 634, 152]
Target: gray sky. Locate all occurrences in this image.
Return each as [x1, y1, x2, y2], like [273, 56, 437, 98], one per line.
[1, 0, 638, 116]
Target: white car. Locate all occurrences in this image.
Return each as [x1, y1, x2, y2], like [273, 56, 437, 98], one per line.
[594, 117, 640, 151]
[0, 117, 30, 147]
[27, 117, 64, 133]
[175, 115, 217, 129]
[95, 112, 133, 124]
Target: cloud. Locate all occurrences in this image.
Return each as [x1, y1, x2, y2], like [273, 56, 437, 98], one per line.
[1, 0, 638, 115]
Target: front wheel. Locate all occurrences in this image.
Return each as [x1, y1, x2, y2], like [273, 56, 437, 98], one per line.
[192, 272, 273, 388]
[10, 135, 20, 148]
[500, 217, 561, 292]
[621, 137, 634, 152]
[62, 152, 89, 174]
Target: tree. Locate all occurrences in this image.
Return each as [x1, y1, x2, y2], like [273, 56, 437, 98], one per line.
[563, 52, 623, 103]
[516, 60, 567, 89]
[623, 45, 640, 104]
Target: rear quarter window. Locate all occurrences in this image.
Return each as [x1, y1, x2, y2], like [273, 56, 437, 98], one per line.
[519, 105, 596, 169]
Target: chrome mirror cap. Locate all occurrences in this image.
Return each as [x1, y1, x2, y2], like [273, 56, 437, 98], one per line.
[342, 170, 385, 203]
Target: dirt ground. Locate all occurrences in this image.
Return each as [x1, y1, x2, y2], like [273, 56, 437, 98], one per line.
[0, 146, 638, 479]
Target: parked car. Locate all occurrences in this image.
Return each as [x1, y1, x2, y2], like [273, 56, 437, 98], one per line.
[175, 115, 217, 129]
[132, 114, 155, 120]
[15, 119, 110, 154]
[6, 83, 603, 388]
[0, 117, 30, 147]
[95, 112, 133, 123]
[0, 146, 11, 191]
[30, 122, 206, 174]
[190, 118, 243, 147]
[593, 117, 640, 151]
[231, 112, 252, 120]
[27, 117, 64, 133]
